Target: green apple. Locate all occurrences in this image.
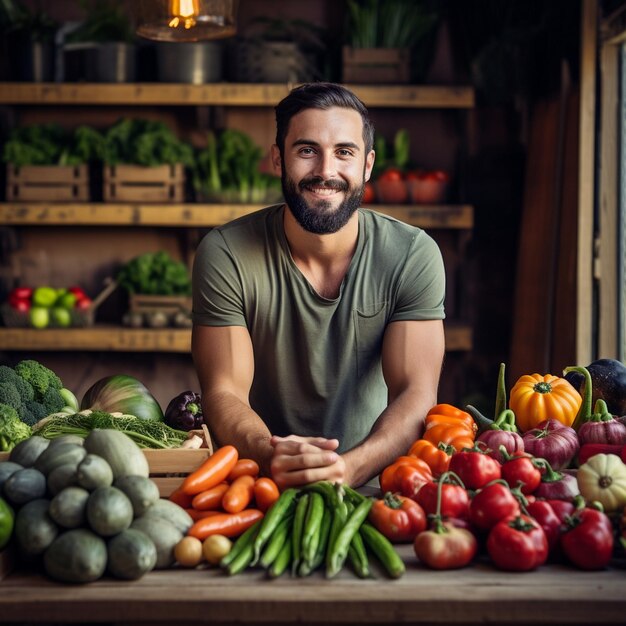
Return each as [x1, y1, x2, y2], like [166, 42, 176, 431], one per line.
[29, 306, 50, 329]
[56, 292, 77, 309]
[32, 286, 58, 308]
[51, 307, 72, 328]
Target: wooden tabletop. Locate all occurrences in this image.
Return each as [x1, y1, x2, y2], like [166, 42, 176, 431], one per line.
[1, 546, 625, 625]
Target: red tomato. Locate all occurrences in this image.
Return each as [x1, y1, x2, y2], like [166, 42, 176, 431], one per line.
[75, 296, 92, 309]
[68, 286, 87, 299]
[448, 446, 502, 490]
[422, 170, 450, 182]
[501, 453, 542, 494]
[369, 492, 427, 543]
[415, 478, 470, 519]
[377, 167, 404, 182]
[469, 481, 520, 532]
[361, 181, 376, 204]
[487, 514, 549, 571]
[526, 500, 564, 553]
[8, 294, 31, 311]
[560, 507, 614, 570]
[9, 286, 33, 299]
[414, 520, 477, 570]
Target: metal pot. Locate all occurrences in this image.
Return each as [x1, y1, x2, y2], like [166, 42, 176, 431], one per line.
[96, 42, 136, 83]
[156, 42, 223, 84]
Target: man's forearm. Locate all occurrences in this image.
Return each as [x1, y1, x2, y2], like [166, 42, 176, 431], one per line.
[342, 389, 435, 487]
[202, 390, 275, 475]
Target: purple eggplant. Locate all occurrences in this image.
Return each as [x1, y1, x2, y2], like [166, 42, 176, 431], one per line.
[164, 390, 204, 431]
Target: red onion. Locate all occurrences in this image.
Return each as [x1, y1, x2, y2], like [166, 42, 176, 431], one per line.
[577, 400, 626, 445]
[477, 430, 524, 464]
[522, 419, 579, 470]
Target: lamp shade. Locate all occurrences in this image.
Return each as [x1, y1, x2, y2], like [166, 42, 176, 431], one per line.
[133, 0, 238, 42]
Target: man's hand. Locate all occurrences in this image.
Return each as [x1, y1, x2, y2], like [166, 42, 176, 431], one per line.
[269, 435, 347, 489]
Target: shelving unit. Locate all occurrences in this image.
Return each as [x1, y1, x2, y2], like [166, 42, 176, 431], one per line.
[0, 81, 475, 402]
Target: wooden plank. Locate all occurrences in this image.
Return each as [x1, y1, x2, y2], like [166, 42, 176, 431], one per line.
[0, 322, 471, 353]
[0, 558, 624, 625]
[0, 83, 475, 109]
[576, 0, 598, 364]
[0, 203, 474, 229]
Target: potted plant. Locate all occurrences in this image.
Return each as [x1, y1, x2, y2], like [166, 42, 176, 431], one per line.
[343, 0, 439, 84]
[228, 17, 326, 83]
[0, 0, 58, 81]
[64, 0, 136, 82]
[193, 129, 282, 204]
[101, 118, 194, 203]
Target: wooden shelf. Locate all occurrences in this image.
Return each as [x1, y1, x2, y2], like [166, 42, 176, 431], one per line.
[0, 83, 475, 108]
[0, 203, 473, 229]
[0, 322, 472, 353]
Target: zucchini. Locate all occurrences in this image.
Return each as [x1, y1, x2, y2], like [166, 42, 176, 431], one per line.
[9, 436, 50, 468]
[83, 429, 149, 479]
[49, 486, 90, 529]
[3, 467, 47, 505]
[107, 528, 157, 580]
[15, 498, 59, 556]
[86, 486, 134, 537]
[130, 516, 183, 569]
[34, 442, 87, 477]
[113, 475, 160, 517]
[76, 454, 114, 491]
[43, 529, 107, 583]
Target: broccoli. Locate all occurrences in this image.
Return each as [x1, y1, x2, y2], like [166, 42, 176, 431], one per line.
[14, 359, 62, 397]
[41, 387, 65, 414]
[0, 382, 21, 411]
[0, 365, 34, 402]
[21, 401, 48, 427]
[0, 403, 32, 451]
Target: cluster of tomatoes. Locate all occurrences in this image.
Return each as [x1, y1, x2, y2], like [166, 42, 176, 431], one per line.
[371, 404, 617, 572]
[363, 167, 450, 205]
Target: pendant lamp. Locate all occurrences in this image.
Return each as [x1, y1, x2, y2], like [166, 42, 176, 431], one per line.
[133, 0, 238, 42]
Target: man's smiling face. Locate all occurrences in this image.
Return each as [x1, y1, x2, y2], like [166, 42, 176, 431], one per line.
[275, 106, 375, 235]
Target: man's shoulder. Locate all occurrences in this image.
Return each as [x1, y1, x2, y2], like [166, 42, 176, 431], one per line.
[216, 204, 282, 236]
[359, 207, 430, 247]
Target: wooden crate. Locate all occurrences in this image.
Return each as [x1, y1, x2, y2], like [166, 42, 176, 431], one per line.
[103, 164, 185, 202]
[130, 293, 192, 315]
[6, 164, 89, 201]
[144, 424, 214, 497]
[342, 47, 411, 84]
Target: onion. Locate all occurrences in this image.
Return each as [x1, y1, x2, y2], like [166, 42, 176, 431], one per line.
[522, 419, 579, 470]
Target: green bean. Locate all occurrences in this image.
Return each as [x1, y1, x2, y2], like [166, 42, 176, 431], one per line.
[258, 514, 293, 569]
[325, 500, 348, 572]
[299, 504, 332, 576]
[359, 521, 406, 579]
[343, 484, 367, 506]
[219, 518, 262, 570]
[348, 529, 370, 578]
[268, 534, 292, 579]
[326, 497, 373, 579]
[301, 492, 325, 567]
[251, 487, 298, 565]
[291, 492, 310, 575]
[303, 480, 340, 508]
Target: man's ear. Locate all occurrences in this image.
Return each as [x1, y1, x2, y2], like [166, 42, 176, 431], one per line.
[364, 150, 375, 182]
[270, 144, 282, 174]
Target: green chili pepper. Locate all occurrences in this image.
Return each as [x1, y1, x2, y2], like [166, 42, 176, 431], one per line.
[291, 492, 310, 575]
[258, 514, 293, 570]
[268, 534, 292, 579]
[360, 521, 406, 579]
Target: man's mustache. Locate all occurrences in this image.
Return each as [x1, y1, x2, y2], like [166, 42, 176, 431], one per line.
[298, 177, 349, 192]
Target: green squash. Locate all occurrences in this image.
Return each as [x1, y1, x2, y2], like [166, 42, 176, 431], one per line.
[80, 374, 164, 422]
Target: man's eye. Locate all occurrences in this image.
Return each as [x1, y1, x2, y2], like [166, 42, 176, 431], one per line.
[337, 149, 353, 157]
[299, 147, 315, 155]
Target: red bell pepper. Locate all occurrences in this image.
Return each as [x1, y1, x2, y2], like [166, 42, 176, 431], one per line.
[447, 443, 502, 490]
[487, 514, 549, 571]
[577, 442, 626, 465]
[469, 480, 520, 532]
[560, 507, 614, 570]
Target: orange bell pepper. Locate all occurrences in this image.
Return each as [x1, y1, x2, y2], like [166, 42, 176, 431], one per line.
[425, 403, 477, 435]
[379, 456, 433, 495]
[422, 423, 475, 452]
[408, 439, 454, 478]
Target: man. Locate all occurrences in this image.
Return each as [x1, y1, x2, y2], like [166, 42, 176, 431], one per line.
[192, 82, 446, 489]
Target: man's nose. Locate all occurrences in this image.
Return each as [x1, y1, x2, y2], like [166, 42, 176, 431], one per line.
[314, 152, 337, 180]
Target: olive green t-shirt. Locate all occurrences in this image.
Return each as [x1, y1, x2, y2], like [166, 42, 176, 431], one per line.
[192, 204, 445, 453]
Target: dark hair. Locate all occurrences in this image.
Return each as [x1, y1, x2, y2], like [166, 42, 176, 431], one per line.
[275, 82, 375, 155]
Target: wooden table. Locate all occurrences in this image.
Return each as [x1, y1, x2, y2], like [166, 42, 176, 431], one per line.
[1, 546, 625, 626]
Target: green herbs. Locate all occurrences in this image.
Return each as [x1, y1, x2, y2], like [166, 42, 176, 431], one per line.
[2, 124, 105, 167]
[345, 0, 438, 49]
[116, 251, 191, 296]
[103, 119, 193, 167]
[193, 129, 282, 203]
[33, 410, 188, 449]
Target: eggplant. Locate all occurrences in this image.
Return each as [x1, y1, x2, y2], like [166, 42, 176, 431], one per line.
[164, 390, 203, 431]
[564, 359, 626, 417]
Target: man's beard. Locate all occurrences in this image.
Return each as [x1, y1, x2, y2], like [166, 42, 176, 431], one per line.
[282, 172, 365, 235]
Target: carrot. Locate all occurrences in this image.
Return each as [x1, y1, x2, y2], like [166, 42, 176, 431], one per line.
[187, 508, 264, 540]
[226, 458, 260, 482]
[181, 445, 239, 496]
[253, 477, 280, 513]
[169, 487, 194, 509]
[185, 509, 222, 521]
[222, 474, 255, 514]
[191, 482, 229, 511]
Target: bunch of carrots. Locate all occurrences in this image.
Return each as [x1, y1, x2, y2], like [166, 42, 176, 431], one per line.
[169, 444, 280, 540]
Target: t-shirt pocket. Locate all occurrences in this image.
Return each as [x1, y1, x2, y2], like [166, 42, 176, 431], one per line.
[354, 303, 388, 377]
